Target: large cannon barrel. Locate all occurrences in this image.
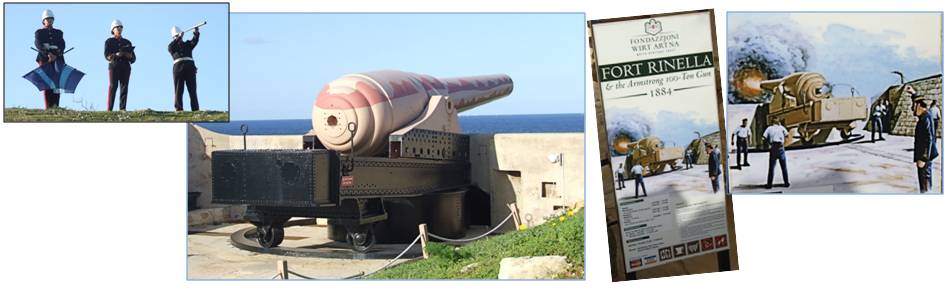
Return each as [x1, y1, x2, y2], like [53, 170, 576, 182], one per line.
[760, 72, 831, 104]
[312, 70, 513, 156]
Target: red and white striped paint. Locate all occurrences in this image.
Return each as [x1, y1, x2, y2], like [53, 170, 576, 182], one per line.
[313, 70, 513, 155]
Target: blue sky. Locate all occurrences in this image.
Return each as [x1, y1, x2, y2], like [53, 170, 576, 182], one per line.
[728, 12, 942, 100]
[230, 13, 585, 120]
[3, 3, 229, 111]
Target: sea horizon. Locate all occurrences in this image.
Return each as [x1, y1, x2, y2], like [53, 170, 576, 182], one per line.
[198, 113, 585, 136]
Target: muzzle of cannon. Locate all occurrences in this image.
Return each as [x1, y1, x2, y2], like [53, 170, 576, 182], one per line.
[312, 70, 513, 156]
[760, 72, 832, 106]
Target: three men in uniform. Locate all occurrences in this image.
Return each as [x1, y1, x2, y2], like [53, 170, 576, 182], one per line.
[29, 9, 207, 112]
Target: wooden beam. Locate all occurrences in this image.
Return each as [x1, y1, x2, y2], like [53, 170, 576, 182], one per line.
[507, 203, 522, 231]
[276, 260, 288, 280]
[418, 223, 429, 259]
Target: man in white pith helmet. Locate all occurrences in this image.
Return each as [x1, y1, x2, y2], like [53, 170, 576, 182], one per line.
[103, 19, 135, 111]
[35, 9, 66, 109]
[168, 25, 200, 111]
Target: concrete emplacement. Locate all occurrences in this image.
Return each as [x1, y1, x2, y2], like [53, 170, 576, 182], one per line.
[186, 124, 584, 278]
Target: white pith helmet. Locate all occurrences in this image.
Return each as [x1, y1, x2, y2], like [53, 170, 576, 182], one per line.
[171, 26, 183, 38]
[111, 19, 123, 32]
[42, 9, 54, 21]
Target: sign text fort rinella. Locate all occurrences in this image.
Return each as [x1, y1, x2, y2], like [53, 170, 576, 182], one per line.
[598, 18, 712, 82]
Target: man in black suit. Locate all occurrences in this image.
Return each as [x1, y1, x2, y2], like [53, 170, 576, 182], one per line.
[706, 142, 721, 193]
[104, 19, 135, 111]
[912, 91, 939, 193]
[35, 9, 65, 109]
[169, 25, 200, 111]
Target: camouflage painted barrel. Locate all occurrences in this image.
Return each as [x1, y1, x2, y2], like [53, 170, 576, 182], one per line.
[313, 70, 513, 155]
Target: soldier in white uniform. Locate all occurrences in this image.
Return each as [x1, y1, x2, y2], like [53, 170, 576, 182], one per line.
[763, 118, 790, 189]
[631, 163, 646, 198]
[731, 118, 751, 169]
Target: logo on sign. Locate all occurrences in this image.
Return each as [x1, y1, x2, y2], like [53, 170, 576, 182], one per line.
[702, 238, 715, 251]
[659, 247, 673, 261]
[673, 244, 687, 258]
[341, 176, 354, 187]
[630, 258, 643, 269]
[687, 240, 701, 254]
[644, 18, 662, 35]
[715, 235, 728, 248]
[644, 255, 658, 265]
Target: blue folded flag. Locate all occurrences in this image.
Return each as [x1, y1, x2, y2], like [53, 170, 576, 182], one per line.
[23, 62, 85, 94]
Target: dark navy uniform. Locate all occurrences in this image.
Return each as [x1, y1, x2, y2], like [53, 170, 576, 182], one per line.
[104, 37, 135, 111]
[169, 31, 200, 111]
[871, 103, 886, 142]
[733, 126, 751, 167]
[34, 27, 66, 108]
[914, 110, 939, 193]
[684, 149, 693, 169]
[616, 164, 625, 190]
[708, 147, 721, 193]
[764, 124, 790, 188]
[631, 164, 646, 198]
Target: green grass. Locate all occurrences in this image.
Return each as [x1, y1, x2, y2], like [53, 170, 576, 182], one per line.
[367, 208, 585, 279]
[3, 107, 228, 122]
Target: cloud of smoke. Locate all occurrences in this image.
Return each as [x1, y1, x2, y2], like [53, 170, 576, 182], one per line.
[727, 23, 816, 104]
[606, 108, 653, 155]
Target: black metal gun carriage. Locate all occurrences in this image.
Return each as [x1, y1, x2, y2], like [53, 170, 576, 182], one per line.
[211, 129, 471, 252]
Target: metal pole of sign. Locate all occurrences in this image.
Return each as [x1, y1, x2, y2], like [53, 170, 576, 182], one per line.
[717, 250, 732, 271]
[240, 124, 249, 150]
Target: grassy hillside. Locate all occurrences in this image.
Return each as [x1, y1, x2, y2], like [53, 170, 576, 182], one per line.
[4, 107, 228, 122]
[367, 208, 584, 279]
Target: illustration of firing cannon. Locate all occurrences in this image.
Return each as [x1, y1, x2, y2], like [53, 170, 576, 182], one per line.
[211, 71, 512, 252]
[613, 135, 683, 176]
[750, 72, 868, 147]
